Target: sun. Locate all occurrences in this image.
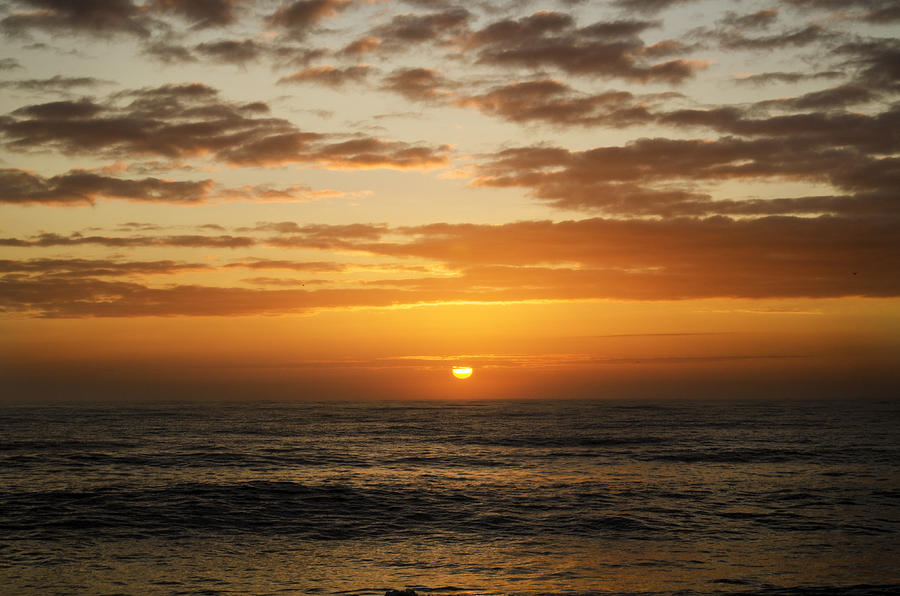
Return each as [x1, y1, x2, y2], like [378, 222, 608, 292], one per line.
[451, 366, 473, 379]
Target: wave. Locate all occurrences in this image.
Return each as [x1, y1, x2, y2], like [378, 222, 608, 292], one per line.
[0, 480, 683, 541]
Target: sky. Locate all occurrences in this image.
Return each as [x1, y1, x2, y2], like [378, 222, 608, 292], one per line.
[1, 0, 898, 401]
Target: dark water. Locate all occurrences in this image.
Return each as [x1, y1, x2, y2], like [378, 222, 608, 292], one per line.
[1, 399, 898, 595]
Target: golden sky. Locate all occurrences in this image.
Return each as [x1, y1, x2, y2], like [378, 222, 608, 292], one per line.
[1, 0, 898, 399]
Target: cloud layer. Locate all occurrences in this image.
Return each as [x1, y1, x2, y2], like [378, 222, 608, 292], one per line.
[1, 0, 897, 321]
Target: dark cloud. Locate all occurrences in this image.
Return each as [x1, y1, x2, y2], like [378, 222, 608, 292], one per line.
[656, 105, 900, 154]
[468, 9, 575, 44]
[1, 0, 151, 38]
[152, 0, 246, 28]
[470, 119, 900, 216]
[374, 216, 900, 299]
[759, 83, 879, 110]
[194, 39, 265, 65]
[0, 168, 214, 205]
[837, 38, 900, 93]
[468, 11, 706, 83]
[0, 58, 22, 70]
[734, 71, 842, 85]
[0, 277, 439, 317]
[269, 45, 331, 68]
[579, 19, 659, 38]
[12, 98, 104, 119]
[267, 0, 350, 37]
[786, 0, 900, 21]
[612, 0, 699, 15]
[0, 75, 110, 94]
[117, 222, 164, 231]
[371, 7, 471, 48]
[6, 213, 897, 317]
[381, 68, 454, 102]
[0, 232, 256, 249]
[142, 41, 198, 64]
[455, 79, 651, 127]
[278, 65, 372, 87]
[0, 83, 450, 169]
[717, 24, 834, 50]
[0, 258, 210, 276]
[719, 9, 779, 29]
[862, 5, 900, 22]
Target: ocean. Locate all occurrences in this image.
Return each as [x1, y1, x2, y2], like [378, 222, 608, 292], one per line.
[1, 398, 898, 595]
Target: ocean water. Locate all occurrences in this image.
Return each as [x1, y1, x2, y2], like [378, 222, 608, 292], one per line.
[1, 398, 898, 595]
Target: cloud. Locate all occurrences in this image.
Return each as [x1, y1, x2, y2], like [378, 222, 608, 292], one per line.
[716, 24, 834, 50]
[655, 105, 900, 154]
[194, 39, 265, 65]
[1, 0, 152, 38]
[0, 168, 214, 205]
[269, 45, 331, 68]
[612, 0, 699, 14]
[369, 217, 899, 299]
[0, 232, 256, 249]
[217, 182, 369, 202]
[467, 11, 707, 82]
[0, 168, 359, 206]
[12, 98, 105, 119]
[257, 221, 390, 249]
[468, 118, 900, 216]
[152, 0, 247, 28]
[381, 68, 454, 102]
[719, 9, 779, 29]
[786, 0, 900, 22]
[837, 38, 900, 92]
[758, 83, 878, 110]
[0, 58, 23, 70]
[142, 41, 198, 64]
[733, 71, 842, 85]
[0, 258, 210, 276]
[298, 137, 451, 170]
[0, 75, 111, 94]
[267, 0, 351, 37]
[370, 7, 471, 49]
[278, 65, 372, 87]
[4, 214, 898, 317]
[339, 36, 381, 55]
[1, 272, 486, 317]
[0, 83, 450, 169]
[224, 259, 347, 272]
[455, 79, 652, 127]
[862, 5, 900, 22]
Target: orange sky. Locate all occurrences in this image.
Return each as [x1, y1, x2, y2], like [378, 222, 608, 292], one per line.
[1, 0, 898, 400]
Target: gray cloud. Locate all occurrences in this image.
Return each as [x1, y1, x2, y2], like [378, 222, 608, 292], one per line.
[0, 83, 451, 169]
[195, 39, 265, 65]
[279, 65, 372, 87]
[1, 0, 152, 38]
[467, 11, 706, 83]
[0, 168, 214, 205]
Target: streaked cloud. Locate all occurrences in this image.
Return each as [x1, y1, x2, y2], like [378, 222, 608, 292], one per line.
[0, 83, 450, 169]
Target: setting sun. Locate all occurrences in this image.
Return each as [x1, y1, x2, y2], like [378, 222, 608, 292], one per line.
[451, 366, 473, 380]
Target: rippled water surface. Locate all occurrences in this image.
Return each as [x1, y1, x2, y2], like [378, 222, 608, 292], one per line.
[1, 399, 899, 595]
